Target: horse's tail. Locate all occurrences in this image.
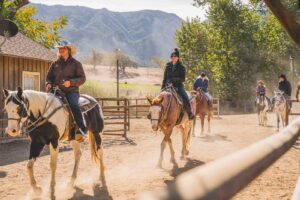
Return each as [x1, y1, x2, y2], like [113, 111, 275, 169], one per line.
[86, 104, 104, 165]
[88, 132, 101, 165]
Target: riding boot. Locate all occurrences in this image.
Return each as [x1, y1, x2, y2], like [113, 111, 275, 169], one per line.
[185, 103, 195, 120]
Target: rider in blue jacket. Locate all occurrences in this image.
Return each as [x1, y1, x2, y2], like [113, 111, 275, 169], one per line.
[193, 72, 213, 109]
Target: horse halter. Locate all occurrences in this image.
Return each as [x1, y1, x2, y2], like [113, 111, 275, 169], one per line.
[6, 95, 29, 127]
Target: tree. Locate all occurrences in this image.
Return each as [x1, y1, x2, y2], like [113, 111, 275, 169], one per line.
[0, 0, 67, 49]
[151, 56, 167, 69]
[176, 0, 300, 105]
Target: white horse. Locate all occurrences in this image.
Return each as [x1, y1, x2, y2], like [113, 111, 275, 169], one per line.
[256, 95, 270, 126]
[3, 87, 105, 198]
[274, 91, 288, 131]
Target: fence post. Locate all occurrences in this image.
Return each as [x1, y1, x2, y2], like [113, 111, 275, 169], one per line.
[136, 99, 138, 118]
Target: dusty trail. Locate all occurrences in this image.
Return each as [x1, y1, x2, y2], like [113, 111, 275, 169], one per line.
[0, 114, 299, 200]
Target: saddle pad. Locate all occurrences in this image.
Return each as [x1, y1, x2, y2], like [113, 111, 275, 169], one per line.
[79, 95, 98, 113]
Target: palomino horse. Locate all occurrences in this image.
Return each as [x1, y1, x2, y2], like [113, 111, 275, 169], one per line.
[256, 95, 271, 126]
[191, 90, 213, 136]
[274, 91, 288, 131]
[147, 87, 196, 168]
[3, 88, 105, 198]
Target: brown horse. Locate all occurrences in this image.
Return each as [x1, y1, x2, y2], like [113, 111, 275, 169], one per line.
[191, 90, 213, 136]
[147, 88, 196, 168]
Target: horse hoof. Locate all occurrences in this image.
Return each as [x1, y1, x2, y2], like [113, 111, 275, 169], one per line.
[173, 164, 179, 169]
[33, 186, 43, 195]
[68, 179, 75, 188]
[156, 164, 163, 169]
[185, 150, 189, 156]
[180, 156, 185, 160]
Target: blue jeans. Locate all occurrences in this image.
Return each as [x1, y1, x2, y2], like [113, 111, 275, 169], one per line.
[65, 93, 86, 132]
[204, 92, 212, 102]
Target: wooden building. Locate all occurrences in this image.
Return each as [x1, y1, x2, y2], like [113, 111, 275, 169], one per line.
[0, 33, 56, 136]
[0, 33, 56, 107]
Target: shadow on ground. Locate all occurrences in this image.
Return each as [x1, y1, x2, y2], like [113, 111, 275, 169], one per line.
[163, 158, 205, 200]
[0, 137, 137, 166]
[0, 171, 7, 178]
[68, 184, 113, 200]
[196, 134, 232, 143]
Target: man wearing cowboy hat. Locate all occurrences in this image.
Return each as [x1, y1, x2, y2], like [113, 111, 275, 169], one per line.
[46, 40, 87, 137]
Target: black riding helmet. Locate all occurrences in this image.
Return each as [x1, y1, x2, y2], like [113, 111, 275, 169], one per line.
[201, 72, 206, 77]
[278, 74, 286, 80]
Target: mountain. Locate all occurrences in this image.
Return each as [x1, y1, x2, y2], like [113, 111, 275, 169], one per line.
[32, 4, 182, 66]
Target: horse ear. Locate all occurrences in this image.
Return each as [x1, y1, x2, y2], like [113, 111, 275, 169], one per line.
[146, 96, 153, 105]
[17, 87, 23, 99]
[3, 89, 9, 99]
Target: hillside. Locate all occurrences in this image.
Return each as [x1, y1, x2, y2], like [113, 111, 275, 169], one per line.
[32, 3, 182, 66]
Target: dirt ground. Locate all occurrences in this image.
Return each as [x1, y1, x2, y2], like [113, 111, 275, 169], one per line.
[1, 113, 300, 200]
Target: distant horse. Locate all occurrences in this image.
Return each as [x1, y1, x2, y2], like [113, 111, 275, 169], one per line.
[256, 95, 271, 126]
[274, 91, 288, 131]
[3, 88, 105, 198]
[147, 87, 196, 168]
[191, 90, 213, 136]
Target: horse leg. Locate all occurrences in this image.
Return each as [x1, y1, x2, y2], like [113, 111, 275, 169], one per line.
[208, 112, 211, 133]
[49, 143, 59, 198]
[97, 146, 106, 185]
[200, 115, 205, 135]
[178, 126, 186, 160]
[277, 114, 280, 131]
[69, 140, 82, 186]
[264, 111, 268, 126]
[167, 137, 178, 168]
[192, 117, 196, 137]
[157, 134, 168, 168]
[27, 159, 42, 194]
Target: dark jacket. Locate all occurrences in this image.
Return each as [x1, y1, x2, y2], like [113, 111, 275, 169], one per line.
[46, 56, 86, 93]
[193, 77, 209, 92]
[161, 61, 185, 89]
[279, 80, 292, 96]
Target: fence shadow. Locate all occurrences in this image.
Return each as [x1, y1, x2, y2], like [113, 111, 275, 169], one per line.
[163, 158, 205, 200]
[0, 139, 72, 166]
[102, 137, 137, 148]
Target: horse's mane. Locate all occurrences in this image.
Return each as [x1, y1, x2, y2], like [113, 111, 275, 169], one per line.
[152, 91, 170, 105]
[22, 90, 57, 117]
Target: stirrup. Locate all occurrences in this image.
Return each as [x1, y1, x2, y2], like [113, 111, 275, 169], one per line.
[78, 128, 88, 138]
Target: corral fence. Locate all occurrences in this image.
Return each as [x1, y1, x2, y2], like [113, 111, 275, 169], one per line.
[0, 97, 220, 139]
[128, 98, 220, 118]
[145, 116, 300, 200]
[96, 97, 130, 138]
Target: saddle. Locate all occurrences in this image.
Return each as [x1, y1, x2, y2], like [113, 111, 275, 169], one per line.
[164, 86, 194, 125]
[52, 90, 98, 141]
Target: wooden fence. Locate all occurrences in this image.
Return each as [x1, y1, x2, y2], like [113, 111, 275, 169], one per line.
[0, 97, 221, 139]
[97, 98, 130, 138]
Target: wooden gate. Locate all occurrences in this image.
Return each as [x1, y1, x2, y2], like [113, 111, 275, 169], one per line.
[97, 98, 130, 138]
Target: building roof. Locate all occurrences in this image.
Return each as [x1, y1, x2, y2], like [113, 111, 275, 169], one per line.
[0, 33, 56, 62]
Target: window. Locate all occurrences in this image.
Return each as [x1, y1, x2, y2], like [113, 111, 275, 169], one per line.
[22, 71, 40, 91]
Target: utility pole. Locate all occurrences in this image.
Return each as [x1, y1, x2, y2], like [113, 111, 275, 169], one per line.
[115, 49, 121, 107]
[290, 55, 295, 90]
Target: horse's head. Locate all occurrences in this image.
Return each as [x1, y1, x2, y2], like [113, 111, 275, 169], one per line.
[274, 91, 285, 107]
[147, 96, 163, 131]
[2, 87, 29, 137]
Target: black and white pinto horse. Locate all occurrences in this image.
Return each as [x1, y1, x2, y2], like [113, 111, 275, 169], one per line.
[3, 87, 105, 197]
[274, 91, 288, 131]
[256, 95, 271, 126]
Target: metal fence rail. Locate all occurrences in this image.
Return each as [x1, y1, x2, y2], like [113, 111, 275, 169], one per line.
[169, 117, 300, 200]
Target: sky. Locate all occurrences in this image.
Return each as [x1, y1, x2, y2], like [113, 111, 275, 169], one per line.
[30, 0, 206, 19]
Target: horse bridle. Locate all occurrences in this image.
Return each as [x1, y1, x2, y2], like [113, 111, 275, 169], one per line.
[149, 105, 163, 124]
[5, 93, 63, 135]
[6, 96, 29, 126]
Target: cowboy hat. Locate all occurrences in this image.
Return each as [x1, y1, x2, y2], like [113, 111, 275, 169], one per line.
[55, 40, 77, 55]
